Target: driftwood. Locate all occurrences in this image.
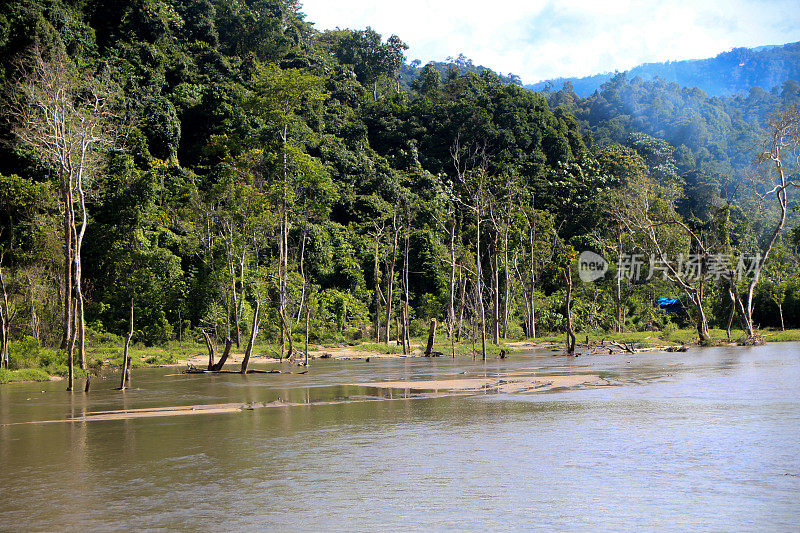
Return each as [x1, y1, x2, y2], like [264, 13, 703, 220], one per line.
[609, 341, 636, 354]
[574, 338, 691, 356]
[665, 345, 688, 352]
[184, 366, 286, 375]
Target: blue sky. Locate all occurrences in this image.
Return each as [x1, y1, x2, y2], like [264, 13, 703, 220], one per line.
[300, 0, 800, 84]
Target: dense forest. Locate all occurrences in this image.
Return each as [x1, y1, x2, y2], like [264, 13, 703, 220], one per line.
[0, 0, 799, 386]
[528, 41, 800, 97]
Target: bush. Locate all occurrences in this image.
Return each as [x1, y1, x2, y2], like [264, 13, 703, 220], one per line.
[505, 322, 525, 340]
[8, 336, 41, 370]
[0, 368, 51, 384]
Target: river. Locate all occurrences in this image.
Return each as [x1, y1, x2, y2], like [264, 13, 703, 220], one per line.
[1, 344, 799, 531]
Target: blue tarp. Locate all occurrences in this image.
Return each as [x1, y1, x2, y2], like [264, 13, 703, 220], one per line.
[656, 298, 682, 315]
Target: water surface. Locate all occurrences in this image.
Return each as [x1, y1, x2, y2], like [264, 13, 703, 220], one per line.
[2, 344, 799, 531]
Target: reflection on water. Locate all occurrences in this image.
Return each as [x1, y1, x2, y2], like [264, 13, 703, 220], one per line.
[2, 344, 799, 531]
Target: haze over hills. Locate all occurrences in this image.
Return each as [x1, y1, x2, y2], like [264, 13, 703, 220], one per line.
[525, 41, 800, 97]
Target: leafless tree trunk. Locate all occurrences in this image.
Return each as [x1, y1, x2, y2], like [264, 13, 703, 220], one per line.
[735, 106, 800, 341]
[61, 189, 74, 349]
[372, 223, 383, 342]
[402, 225, 411, 351]
[384, 212, 399, 344]
[120, 299, 133, 390]
[490, 235, 500, 345]
[67, 298, 76, 391]
[457, 265, 466, 341]
[513, 252, 531, 336]
[502, 214, 510, 339]
[304, 304, 310, 366]
[475, 206, 487, 360]
[614, 230, 624, 333]
[10, 46, 116, 359]
[210, 339, 232, 371]
[202, 330, 215, 369]
[448, 218, 457, 355]
[0, 257, 13, 370]
[563, 268, 576, 355]
[424, 318, 437, 356]
[400, 306, 408, 355]
[451, 138, 489, 360]
[241, 299, 261, 373]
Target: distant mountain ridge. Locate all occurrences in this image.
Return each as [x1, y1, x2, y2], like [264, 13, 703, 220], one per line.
[526, 41, 800, 97]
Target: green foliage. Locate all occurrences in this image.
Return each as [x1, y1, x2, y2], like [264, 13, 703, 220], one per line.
[7, 336, 77, 376]
[0, 368, 51, 383]
[0, 0, 797, 358]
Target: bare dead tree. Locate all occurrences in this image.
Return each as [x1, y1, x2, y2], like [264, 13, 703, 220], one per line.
[119, 299, 134, 390]
[731, 106, 800, 342]
[609, 175, 713, 344]
[451, 137, 489, 361]
[384, 209, 400, 344]
[9, 45, 117, 379]
[563, 267, 576, 355]
[369, 221, 385, 342]
[0, 254, 16, 369]
[241, 299, 261, 373]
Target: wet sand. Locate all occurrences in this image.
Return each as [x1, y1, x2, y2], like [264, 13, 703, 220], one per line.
[353, 373, 603, 393]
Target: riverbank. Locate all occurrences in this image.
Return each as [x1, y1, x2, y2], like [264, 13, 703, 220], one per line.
[4, 327, 800, 384]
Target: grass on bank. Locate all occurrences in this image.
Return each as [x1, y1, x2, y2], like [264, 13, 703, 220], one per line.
[5, 327, 800, 384]
[0, 368, 51, 384]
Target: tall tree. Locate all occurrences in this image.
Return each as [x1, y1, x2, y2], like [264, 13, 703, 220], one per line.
[9, 46, 116, 388]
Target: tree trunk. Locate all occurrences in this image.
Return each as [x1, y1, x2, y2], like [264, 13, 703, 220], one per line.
[400, 307, 408, 355]
[120, 299, 133, 390]
[0, 259, 9, 370]
[490, 238, 500, 345]
[385, 214, 399, 344]
[563, 268, 576, 355]
[502, 220, 510, 339]
[739, 145, 790, 341]
[60, 184, 73, 350]
[210, 338, 232, 371]
[373, 230, 382, 342]
[693, 289, 711, 345]
[241, 300, 261, 373]
[614, 231, 624, 333]
[424, 318, 437, 356]
[77, 293, 86, 370]
[402, 229, 411, 351]
[448, 218, 456, 349]
[296, 232, 307, 323]
[528, 216, 537, 339]
[236, 250, 246, 348]
[67, 298, 76, 391]
[726, 289, 735, 342]
[457, 266, 466, 342]
[304, 304, 310, 366]
[778, 301, 785, 331]
[475, 199, 487, 361]
[202, 330, 215, 370]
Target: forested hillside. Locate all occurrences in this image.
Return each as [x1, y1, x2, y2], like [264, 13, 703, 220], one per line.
[528, 41, 800, 97]
[543, 74, 800, 188]
[0, 0, 799, 385]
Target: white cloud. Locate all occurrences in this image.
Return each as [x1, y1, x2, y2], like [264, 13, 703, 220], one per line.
[300, 0, 800, 84]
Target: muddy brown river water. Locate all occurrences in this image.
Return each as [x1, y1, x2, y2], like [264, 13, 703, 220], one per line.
[1, 344, 799, 531]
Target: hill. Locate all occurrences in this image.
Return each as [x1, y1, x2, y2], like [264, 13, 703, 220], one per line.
[526, 41, 800, 97]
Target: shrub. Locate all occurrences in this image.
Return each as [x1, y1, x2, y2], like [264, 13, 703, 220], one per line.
[0, 368, 51, 384]
[8, 336, 41, 370]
